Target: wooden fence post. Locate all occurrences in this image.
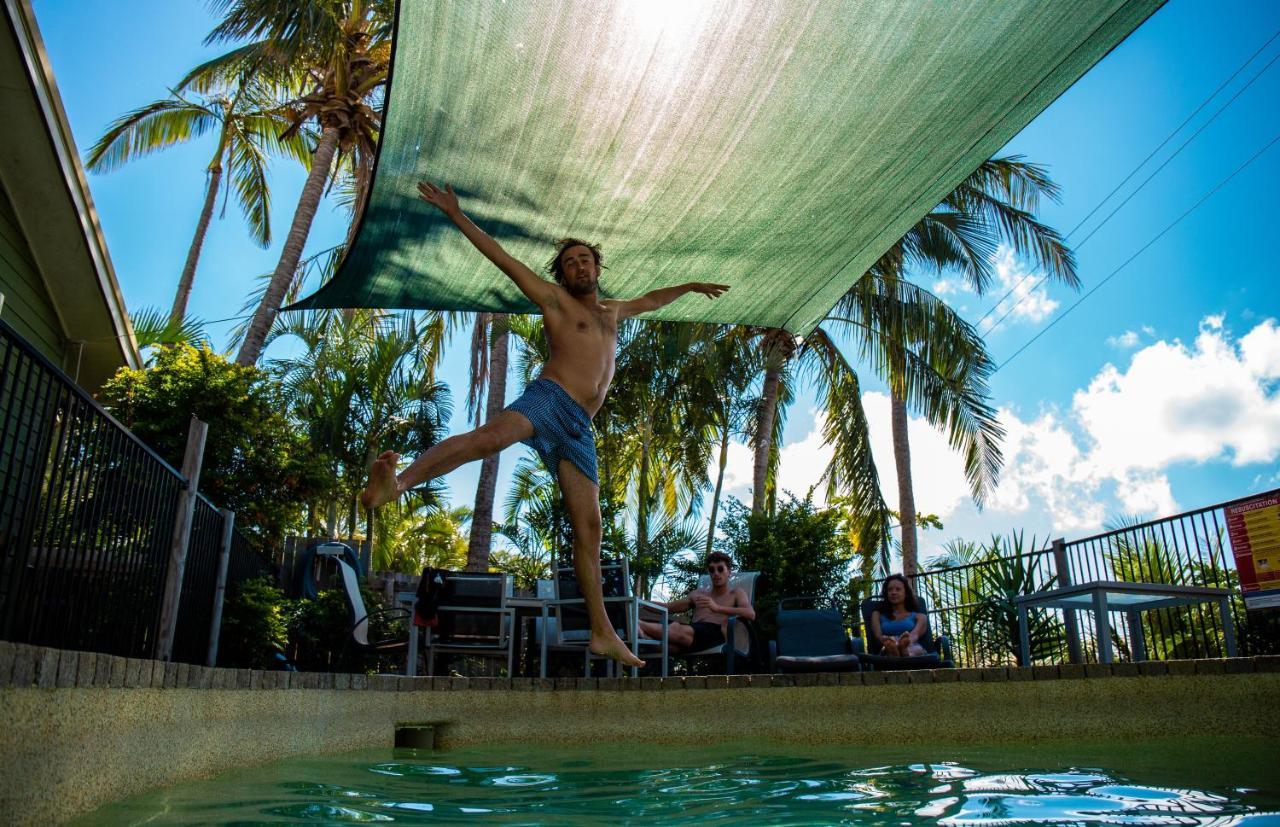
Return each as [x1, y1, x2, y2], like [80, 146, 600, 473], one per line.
[155, 416, 208, 661]
[205, 509, 235, 667]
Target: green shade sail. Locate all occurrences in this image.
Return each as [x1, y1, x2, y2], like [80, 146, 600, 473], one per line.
[292, 0, 1164, 334]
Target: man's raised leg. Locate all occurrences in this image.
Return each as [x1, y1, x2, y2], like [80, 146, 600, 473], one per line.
[558, 459, 644, 669]
[361, 410, 534, 509]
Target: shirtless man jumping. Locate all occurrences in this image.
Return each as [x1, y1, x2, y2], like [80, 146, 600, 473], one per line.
[361, 180, 729, 668]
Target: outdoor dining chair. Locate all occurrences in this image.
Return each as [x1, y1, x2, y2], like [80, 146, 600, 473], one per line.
[422, 571, 516, 676]
[540, 559, 668, 678]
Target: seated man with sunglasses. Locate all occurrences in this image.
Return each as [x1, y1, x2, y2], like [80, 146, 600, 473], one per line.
[640, 552, 755, 652]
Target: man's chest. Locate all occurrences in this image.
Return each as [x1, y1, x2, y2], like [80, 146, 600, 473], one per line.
[550, 307, 617, 344]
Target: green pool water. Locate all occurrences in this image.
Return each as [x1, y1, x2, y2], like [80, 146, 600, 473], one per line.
[76, 737, 1279, 825]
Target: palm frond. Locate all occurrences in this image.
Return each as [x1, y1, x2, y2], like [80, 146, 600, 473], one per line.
[228, 133, 272, 246]
[86, 99, 219, 173]
[130, 306, 209, 351]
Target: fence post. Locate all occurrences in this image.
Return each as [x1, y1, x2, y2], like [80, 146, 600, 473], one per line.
[155, 416, 208, 661]
[1051, 537, 1083, 664]
[205, 509, 235, 667]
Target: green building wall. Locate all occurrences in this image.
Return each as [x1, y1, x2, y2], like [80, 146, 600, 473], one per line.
[0, 180, 66, 366]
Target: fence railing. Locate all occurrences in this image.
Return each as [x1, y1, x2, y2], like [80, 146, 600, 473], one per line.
[0, 318, 270, 663]
[871, 490, 1277, 667]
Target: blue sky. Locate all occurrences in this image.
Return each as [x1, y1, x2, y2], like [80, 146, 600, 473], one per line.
[31, 0, 1280, 563]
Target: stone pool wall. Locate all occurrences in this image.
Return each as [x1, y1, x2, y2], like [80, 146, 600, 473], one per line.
[1, 640, 1277, 825]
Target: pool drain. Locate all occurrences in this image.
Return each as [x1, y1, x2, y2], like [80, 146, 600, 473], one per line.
[394, 723, 437, 749]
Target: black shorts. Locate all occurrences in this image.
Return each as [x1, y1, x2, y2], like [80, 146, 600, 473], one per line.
[689, 621, 725, 652]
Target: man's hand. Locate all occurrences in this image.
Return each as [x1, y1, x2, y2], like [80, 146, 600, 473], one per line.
[693, 594, 719, 612]
[688, 282, 730, 299]
[417, 180, 460, 216]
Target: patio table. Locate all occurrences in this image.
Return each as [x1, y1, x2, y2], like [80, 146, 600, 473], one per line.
[1012, 580, 1236, 665]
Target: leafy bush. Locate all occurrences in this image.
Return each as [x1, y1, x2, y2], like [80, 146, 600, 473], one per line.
[286, 586, 402, 674]
[677, 495, 856, 638]
[100, 344, 331, 548]
[217, 575, 290, 669]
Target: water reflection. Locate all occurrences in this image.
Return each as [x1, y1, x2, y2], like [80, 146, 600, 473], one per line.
[82, 753, 1280, 825]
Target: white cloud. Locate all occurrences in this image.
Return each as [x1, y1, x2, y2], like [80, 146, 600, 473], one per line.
[708, 316, 1279, 539]
[1074, 316, 1280, 473]
[932, 279, 957, 296]
[986, 246, 1058, 327]
[1106, 330, 1140, 349]
[861, 393, 971, 519]
[986, 407, 1110, 531]
[710, 411, 839, 507]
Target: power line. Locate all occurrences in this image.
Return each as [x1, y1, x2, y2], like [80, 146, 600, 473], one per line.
[974, 28, 1280, 334]
[993, 126, 1280, 373]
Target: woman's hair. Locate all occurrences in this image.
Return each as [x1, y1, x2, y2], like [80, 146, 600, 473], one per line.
[877, 573, 919, 615]
[545, 237, 605, 286]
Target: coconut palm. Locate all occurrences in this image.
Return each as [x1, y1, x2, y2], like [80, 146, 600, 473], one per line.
[595, 321, 726, 596]
[128, 307, 209, 354]
[697, 330, 760, 555]
[854, 156, 1078, 575]
[180, 0, 394, 365]
[373, 498, 470, 573]
[742, 322, 891, 557]
[85, 80, 310, 324]
[825, 273, 1003, 575]
[464, 312, 512, 572]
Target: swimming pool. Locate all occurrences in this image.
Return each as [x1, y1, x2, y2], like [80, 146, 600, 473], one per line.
[74, 737, 1279, 825]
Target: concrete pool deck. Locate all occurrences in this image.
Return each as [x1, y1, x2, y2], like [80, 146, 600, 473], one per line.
[2, 641, 1278, 824]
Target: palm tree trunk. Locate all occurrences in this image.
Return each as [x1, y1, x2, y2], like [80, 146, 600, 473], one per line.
[891, 387, 919, 576]
[236, 125, 341, 365]
[635, 431, 651, 597]
[466, 314, 509, 571]
[752, 361, 782, 514]
[705, 420, 731, 556]
[170, 162, 222, 325]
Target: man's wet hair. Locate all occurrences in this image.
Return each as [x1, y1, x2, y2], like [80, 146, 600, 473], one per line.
[706, 551, 734, 572]
[546, 237, 605, 286]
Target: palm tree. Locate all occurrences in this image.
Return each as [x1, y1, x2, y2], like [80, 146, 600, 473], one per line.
[464, 312, 512, 572]
[743, 322, 890, 555]
[826, 274, 1003, 576]
[698, 331, 759, 555]
[595, 321, 725, 596]
[853, 156, 1078, 575]
[181, 0, 393, 365]
[270, 307, 450, 550]
[85, 80, 310, 324]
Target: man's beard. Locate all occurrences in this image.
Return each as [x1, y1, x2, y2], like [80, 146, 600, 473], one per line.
[566, 278, 596, 297]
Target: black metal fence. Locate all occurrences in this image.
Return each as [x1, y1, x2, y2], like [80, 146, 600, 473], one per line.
[0, 318, 269, 662]
[873, 490, 1277, 667]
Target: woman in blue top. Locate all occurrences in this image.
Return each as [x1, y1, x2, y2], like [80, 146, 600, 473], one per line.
[870, 574, 927, 657]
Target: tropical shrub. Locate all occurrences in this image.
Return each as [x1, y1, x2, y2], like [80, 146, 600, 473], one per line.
[681, 495, 855, 638]
[217, 575, 290, 669]
[951, 532, 1064, 666]
[286, 585, 401, 674]
[100, 344, 331, 549]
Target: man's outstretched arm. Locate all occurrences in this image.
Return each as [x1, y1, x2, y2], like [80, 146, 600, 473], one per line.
[417, 181, 557, 308]
[613, 282, 730, 320]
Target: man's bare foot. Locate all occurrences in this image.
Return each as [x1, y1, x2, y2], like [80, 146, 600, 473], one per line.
[590, 632, 645, 669]
[360, 451, 401, 509]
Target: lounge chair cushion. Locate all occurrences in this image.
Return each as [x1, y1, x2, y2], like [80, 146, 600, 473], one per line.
[774, 653, 861, 673]
[858, 652, 945, 671]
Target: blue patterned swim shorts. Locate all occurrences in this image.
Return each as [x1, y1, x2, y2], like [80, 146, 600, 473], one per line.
[505, 378, 598, 485]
